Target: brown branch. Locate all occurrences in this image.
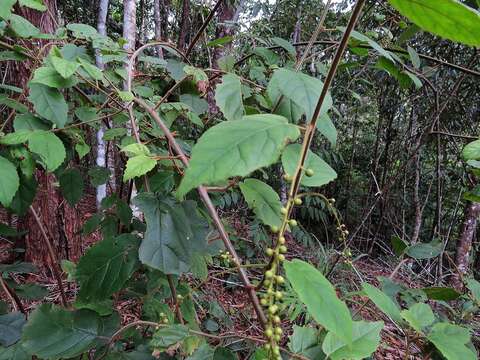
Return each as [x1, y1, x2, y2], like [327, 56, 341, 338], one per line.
[29, 205, 68, 307]
[0, 276, 25, 314]
[185, 0, 224, 57]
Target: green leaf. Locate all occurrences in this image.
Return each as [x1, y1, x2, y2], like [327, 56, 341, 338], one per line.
[362, 283, 403, 324]
[407, 46, 421, 68]
[421, 287, 461, 301]
[0, 130, 32, 145]
[78, 58, 104, 81]
[268, 68, 332, 121]
[282, 144, 337, 187]
[0, 0, 16, 20]
[215, 74, 244, 121]
[9, 14, 40, 38]
[28, 84, 68, 127]
[0, 342, 30, 360]
[206, 36, 233, 47]
[151, 324, 189, 350]
[427, 323, 476, 360]
[28, 131, 66, 171]
[239, 178, 282, 228]
[13, 113, 49, 131]
[66, 23, 98, 38]
[0, 156, 19, 207]
[387, 0, 480, 46]
[316, 114, 337, 147]
[123, 155, 156, 181]
[14, 283, 48, 300]
[134, 193, 210, 275]
[177, 114, 299, 197]
[466, 278, 480, 302]
[271, 37, 296, 55]
[59, 168, 84, 206]
[462, 139, 480, 160]
[76, 235, 140, 302]
[18, 0, 46, 11]
[406, 240, 443, 259]
[391, 235, 408, 256]
[0, 311, 26, 346]
[288, 325, 323, 358]
[117, 90, 134, 102]
[0, 262, 37, 275]
[9, 175, 37, 216]
[30, 66, 78, 89]
[22, 304, 100, 359]
[342, 27, 394, 61]
[88, 167, 111, 186]
[284, 259, 353, 343]
[322, 321, 383, 360]
[401, 303, 434, 333]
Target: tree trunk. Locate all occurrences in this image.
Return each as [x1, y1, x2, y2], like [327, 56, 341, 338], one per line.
[154, 0, 164, 58]
[177, 0, 190, 51]
[453, 202, 480, 289]
[13, 0, 82, 266]
[95, 0, 110, 208]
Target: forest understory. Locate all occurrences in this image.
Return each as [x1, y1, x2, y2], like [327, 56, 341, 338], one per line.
[1, 0, 480, 359]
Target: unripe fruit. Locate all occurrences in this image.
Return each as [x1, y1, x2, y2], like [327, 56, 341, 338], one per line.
[275, 291, 283, 300]
[264, 343, 271, 350]
[280, 207, 288, 215]
[274, 334, 281, 341]
[283, 174, 293, 182]
[273, 346, 280, 355]
[176, 294, 183, 300]
[271, 225, 279, 233]
[273, 315, 281, 324]
[265, 328, 273, 338]
[278, 254, 285, 261]
[305, 168, 314, 177]
[266, 248, 274, 256]
[265, 270, 274, 278]
[289, 219, 297, 227]
[294, 197, 302, 205]
[261, 298, 268, 306]
[269, 305, 278, 314]
[279, 245, 287, 253]
[278, 236, 286, 245]
[276, 276, 285, 284]
[162, 318, 169, 324]
[275, 327, 283, 335]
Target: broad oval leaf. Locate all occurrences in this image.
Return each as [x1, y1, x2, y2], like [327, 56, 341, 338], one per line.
[0, 311, 26, 347]
[462, 139, 480, 161]
[51, 55, 80, 79]
[421, 287, 461, 301]
[28, 131, 66, 172]
[387, 0, 480, 46]
[284, 259, 353, 343]
[134, 193, 210, 275]
[123, 155, 156, 181]
[239, 178, 282, 228]
[215, 73, 244, 121]
[28, 84, 68, 128]
[427, 322, 477, 360]
[362, 283, 403, 324]
[401, 302, 434, 333]
[406, 240, 443, 259]
[177, 114, 300, 197]
[30, 66, 78, 89]
[22, 304, 100, 359]
[0, 156, 19, 207]
[76, 234, 140, 302]
[282, 144, 337, 187]
[268, 68, 332, 122]
[59, 168, 84, 206]
[322, 320, 383, 360]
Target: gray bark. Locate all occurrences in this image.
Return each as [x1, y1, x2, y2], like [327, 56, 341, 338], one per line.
[153, 0, 163, 57]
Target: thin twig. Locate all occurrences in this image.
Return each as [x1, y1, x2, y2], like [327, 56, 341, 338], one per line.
[0, 276, 25, 314]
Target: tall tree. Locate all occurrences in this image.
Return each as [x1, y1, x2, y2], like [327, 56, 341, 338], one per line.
[95, 0, 110, 208]
[153, 0, 164, 57]
[177, 0, 190, 51]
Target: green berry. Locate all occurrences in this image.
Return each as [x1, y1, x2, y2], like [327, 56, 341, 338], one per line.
[275, 327, 283, 335]
[271, 225, 279, 233]
[276, 276, 285, 284]
[261, 298, 268, 306]
[279, 245, 287, 253]
[176, 294, 183, 300]
[265, 270, 274, 278]
[274, 334, 281, 341]
[289, 219, 297, 227]
[266, 248, 274, 256]
[283, 174, 292, 182]
[294, 197, 302, 205]
[273, 315, 281, 324]
[272, 346, 280, 355]
[305, 168, 314, 177]
[278, 254, 285, 262]
[269, 305, 278, 314]
[162, 318, 169, 324]
[280, 207, 288, 215]
[275, 291, 283, 300]
[265, 327, 273, 338]
[278, 236, 286, 244]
